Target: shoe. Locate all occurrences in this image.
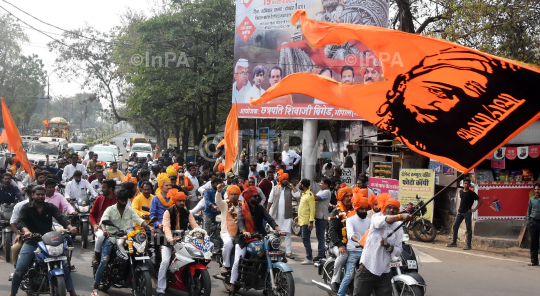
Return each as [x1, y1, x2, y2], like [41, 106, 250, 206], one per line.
[446, 242, 457, 247]
[313, 256, 325, 262]
[8, 273, 13, 281]
[91, 290, 99, 296]
[463, 245, 471, 250]
[301, 258, 313, 265]
[221, 266, 229, 275]
[286, 253, 295, 259]
[331, 282, 339, 292]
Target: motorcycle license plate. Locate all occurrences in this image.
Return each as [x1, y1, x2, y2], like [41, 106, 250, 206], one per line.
[44, 256, 67, 263]
[390, 261, 402, 267]
[268, 252, 282, 256]
[135, 256, 150, 261]
[407, 260, 417, 269]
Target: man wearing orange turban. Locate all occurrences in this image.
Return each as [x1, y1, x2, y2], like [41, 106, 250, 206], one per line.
[338, 194, 370, 296]
[367, 194, 380, 219]
[328, 187, 353, 292]
[159, 189, 199, 295]
[215, 183, 243, 276]
[354, 194, 412, 296]
[267, 172, 300, 257]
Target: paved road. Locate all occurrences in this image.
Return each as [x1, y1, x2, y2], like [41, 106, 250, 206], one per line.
[1, 133, 538, 295]
[104, 132, 145, 170]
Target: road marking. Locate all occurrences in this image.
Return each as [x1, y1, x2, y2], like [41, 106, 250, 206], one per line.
[410, 242, 528, 264]
[414, 248, 441, 263]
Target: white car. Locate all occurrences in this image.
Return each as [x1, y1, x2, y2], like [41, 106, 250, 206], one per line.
[85, 151, 118, 170]
[68, 143, 90, 158]
[26, 140, 62, 166]
[130, 143, 154, 160]
[92, 143, 123, 168]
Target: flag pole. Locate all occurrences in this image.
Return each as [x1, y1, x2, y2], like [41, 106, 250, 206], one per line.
[386, 173, 464, 238]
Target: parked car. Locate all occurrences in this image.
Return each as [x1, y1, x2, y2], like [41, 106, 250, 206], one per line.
[130, 143, 154, 160]
[68, 143, 90, 158]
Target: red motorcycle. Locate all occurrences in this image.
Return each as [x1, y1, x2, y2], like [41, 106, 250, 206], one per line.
[166, 229, 213, 296]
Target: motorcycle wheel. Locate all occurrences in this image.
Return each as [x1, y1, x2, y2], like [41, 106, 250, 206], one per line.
[291, 222, 301, 237]
[81, 221, 89, 249]
[265, 269, 295, 296]
[192, 269, 211, 296]
[51, 275, 67, 296]
[4, 231, 12, 263]
[132, 270, 152, 296]
[322, 261, 334, 285]
[412, 219, 437, 242]
[394, 281, 423, 296]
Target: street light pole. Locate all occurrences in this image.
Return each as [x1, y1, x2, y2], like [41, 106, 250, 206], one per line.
[47, 76, 50, 121]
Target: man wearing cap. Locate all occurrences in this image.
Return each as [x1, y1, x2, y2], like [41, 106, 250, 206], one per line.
[328, 187, 354, 292]
[338, 194, 370, 296]
[232, 58, 251, 103]
[158, 190, 200, 296]
[267, 173, 300, 257]
[353, 194, 413, 296]
[215, 183, 243, 275]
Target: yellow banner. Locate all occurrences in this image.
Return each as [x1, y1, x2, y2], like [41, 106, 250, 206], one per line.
[398, 169, 435, 222]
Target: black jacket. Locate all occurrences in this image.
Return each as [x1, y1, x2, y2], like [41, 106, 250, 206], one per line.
[328, 208, 345, 248]
[238, 203, 277, 236]
[166, 206, 191, 231]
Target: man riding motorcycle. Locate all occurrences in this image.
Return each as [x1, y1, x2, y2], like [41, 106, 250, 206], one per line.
[89, 179, 117, 266]
[11, 186, 79, 296]
[229, 186, 282, 295]
[157, 190, 200, 296]
[91, 188, 154, 296]
[215, 184, 242, 275]
[0, 172, 24, 204]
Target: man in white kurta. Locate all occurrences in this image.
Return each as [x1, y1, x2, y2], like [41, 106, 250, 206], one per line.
[267, 174, 300, 256]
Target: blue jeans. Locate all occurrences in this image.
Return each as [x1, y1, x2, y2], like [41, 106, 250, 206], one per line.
[94, 239, 115, 285]
[301, 224, 312, 260]
[11, 242, 74, 295]
[315, 219, 327, 258]
[337, 250, 362, 296]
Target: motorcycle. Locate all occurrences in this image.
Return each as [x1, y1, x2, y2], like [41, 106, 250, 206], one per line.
[67, 196, 95, 248]
[125, 158, 135, 175]
[209, 215, 222, 264]
[93, 217, 158, 296]
[402, 196, 437, 242]
[166, 228, 213, 296]
[18, 230, 75, 296]
[213, 232, 295, 296]
[313, 233, 427, 296]
[290, 197, 301, 236]
[0, 202, 16, 262]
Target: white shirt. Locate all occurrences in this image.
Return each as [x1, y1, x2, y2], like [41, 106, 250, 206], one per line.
[197, 181, 225, 194]
[187, 173, 199, 201]
[257, 161, 270, 173]
[65, 179, 98, 200]
[232, 81, 251, 103]
[62, 164, 88, 181]
[346, 214, 370, 251]
[10, 199, 29, 224]
[100, 204, 145, 243]
[282, 149, 301, 170]
[90, 179, 103, 194]
[359, 212, 403, 276]
[244, 84, 265, 103]
[268, 186, 301, 219]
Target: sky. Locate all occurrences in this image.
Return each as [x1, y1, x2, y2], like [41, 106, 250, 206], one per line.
[5, 0, 155, 98]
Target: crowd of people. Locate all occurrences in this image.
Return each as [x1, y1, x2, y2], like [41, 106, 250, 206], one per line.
[0, 142, 421, 296]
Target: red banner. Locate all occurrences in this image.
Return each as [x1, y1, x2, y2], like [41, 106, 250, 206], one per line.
[529, 145, 540, 158]
[505, 147, 517, 160]
[476, 184, 533, 219]
[237, 103, 362, 120]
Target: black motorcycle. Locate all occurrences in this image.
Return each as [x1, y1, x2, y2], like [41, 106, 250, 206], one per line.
[93, 217, 158, 296]
[402, 197, 437, 242]
[67, 197, 95, 248]
[0, 202, 16, 262]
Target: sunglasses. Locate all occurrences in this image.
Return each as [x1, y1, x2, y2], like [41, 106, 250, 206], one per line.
[252, 195, 260, 198]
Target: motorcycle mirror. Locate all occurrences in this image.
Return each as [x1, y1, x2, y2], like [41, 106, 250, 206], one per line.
[149, 216, 158, 224]
[142, 206, 150, 212]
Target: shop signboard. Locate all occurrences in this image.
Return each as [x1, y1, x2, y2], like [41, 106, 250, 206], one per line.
[369, 177, 399, 198]
[398, 169, 435, 222]
[342, 168, 355, 188]
[491, 158, 505, 169]
[475, 183, 534, 220]
[233, 0, 389, 119]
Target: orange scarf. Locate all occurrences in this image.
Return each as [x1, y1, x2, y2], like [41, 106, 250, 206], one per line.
[242, 201, 257, 243]
[157, 188, 177, 207]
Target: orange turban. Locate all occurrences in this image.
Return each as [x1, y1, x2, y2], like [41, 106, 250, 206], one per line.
[122, 173, 137, 183]
[173, 163, 180, 171]
[277, 173, 289, 185]
[226, 185, 241, 196]
[336, 187, 353, 201]
[352, 186, 360, 194]
[352, 194, 369, 210]
[368, 193, 378, 208]
[218, 163, 224, 172]
[242, 186, 258, 199]
[340, 183, 347, 188]
[377, 193, 400, 213]
[172, 191, 186, 203]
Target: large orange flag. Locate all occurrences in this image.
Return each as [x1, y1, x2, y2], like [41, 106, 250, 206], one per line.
[223, 103, 239, 174]
[250, 10, 540, 172]
[1, 98, 34, 178]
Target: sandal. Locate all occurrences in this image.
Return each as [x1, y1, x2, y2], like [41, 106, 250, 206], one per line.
[528, 262, 538, 266]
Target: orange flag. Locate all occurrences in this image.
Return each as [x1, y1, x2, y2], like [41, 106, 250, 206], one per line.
[1, 98, 34, 178]
[0, 129, 7, 143]
[224, 103, 239, 174]
[43, 119, 49, 128]
[250, 10, 540, 172]
[216, 139, 225, 149]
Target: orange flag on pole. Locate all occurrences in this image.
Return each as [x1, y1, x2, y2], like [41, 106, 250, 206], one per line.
[1, 98, 34, 178]
[216, 139, 225, 149]
[250, 10, 540, 172]
[0, 129, 7, 144]
[224, 103, 239, 174]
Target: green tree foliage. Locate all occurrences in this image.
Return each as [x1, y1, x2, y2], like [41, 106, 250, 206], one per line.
[0, 13, 46, 128]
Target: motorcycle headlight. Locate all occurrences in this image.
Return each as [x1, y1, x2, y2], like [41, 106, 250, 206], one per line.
[185, 244, 204, 258]
[78, 206, 90, 213]
[270, 237, 281, 250]
[46, 244, 64, 256]
[402, 233, 410, 242]
[132, 240, 146, 254]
